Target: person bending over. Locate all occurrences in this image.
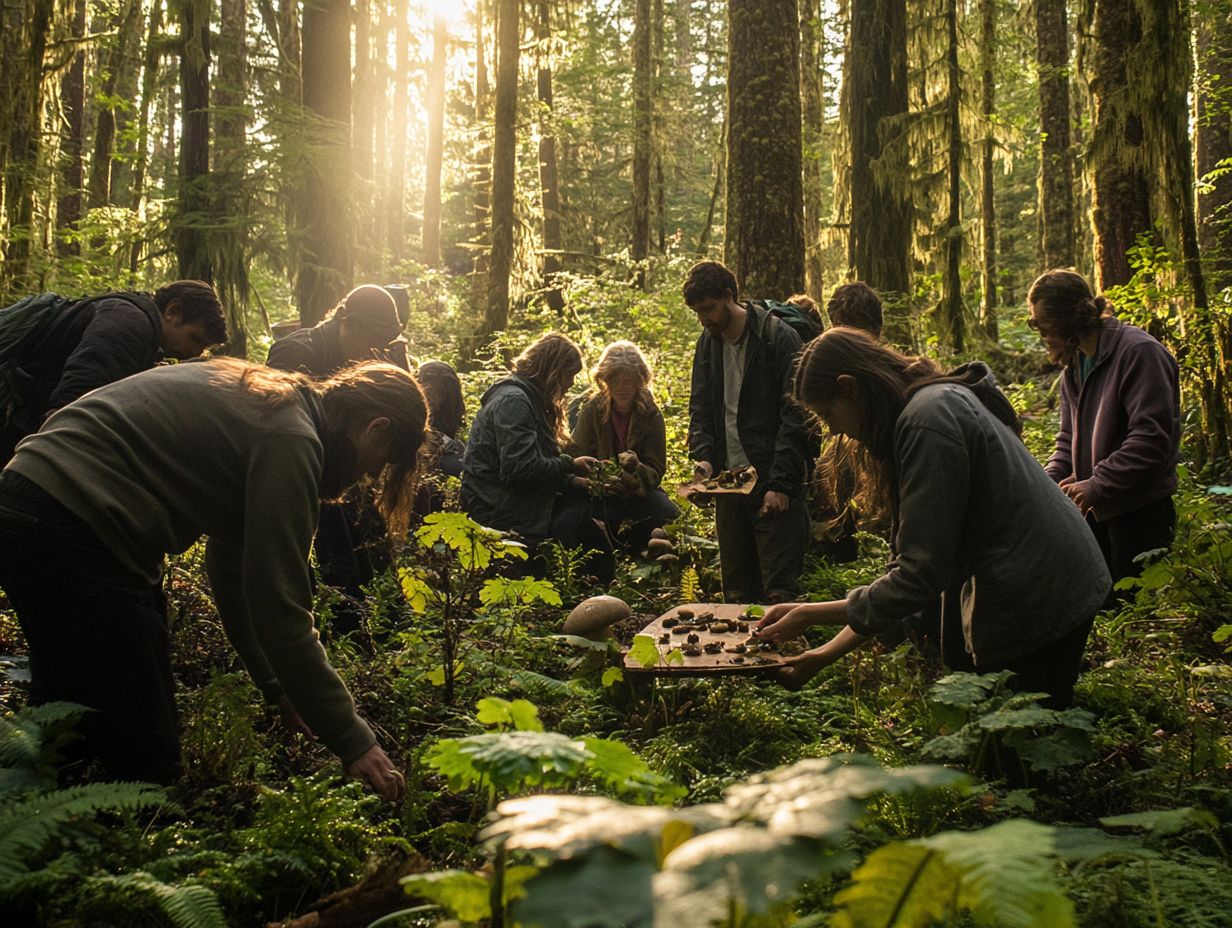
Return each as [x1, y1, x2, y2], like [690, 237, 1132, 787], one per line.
[566, 340, 678, 552]
[0, 359, 426, 799]
[756, 328, 1111, 708]
[461, 333, 613, 585]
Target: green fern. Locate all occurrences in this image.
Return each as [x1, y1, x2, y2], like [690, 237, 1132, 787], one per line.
[679, 566, 700, 603]
[92, 871, 227, 928]
[0, 782, 167, 889]
[0, 701, 90, 769]
[833, 820, 1075, 928]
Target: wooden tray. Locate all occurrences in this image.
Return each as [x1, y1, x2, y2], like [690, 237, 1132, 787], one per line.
[622, 603, 806, 676]
[676, 466, 758, 499]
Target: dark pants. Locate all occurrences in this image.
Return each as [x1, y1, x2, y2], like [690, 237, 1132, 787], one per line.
[714, 489, 808, 602]
[595, 488, 679, 553]
[535, 489, 615, 586]
[1090, 495, 1176, 588]
[314, 492, 390, 635]
[0, 470, 181, 782]
[978, 612, 1097, 710]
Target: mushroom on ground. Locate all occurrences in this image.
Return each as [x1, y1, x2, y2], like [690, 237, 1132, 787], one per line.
[647, 537, 674, 556]
[562, 595, 632, 640]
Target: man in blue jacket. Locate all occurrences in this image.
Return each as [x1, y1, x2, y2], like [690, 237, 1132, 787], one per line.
[0, 280, 227, 462]
[685, 261, 811, 603]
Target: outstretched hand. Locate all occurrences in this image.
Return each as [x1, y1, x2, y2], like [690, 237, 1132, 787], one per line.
[347, 743, 406, 802]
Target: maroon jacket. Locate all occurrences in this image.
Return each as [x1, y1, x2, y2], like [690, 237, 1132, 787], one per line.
[1045, 316, 1180, 522]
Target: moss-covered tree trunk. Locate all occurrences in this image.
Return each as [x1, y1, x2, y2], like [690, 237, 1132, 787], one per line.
[129, 0, 165, 274]
[387, 0, 409, 262]
[726, 0, 804, 298]
[175, 0, 212, 283]
[482, 0, 519, 340]
[215, 0, 249, 357]
[937, 0, 965, 353]
[56, 0, 89, 258]
[845, 0, 910, 301]
[977, 0, 997, 340]
[470, 0, 492, 321]
[1196, 2, 1232, 294]
[1035, 0, 1075, 269]
[800, 0, 825, 303]
[1084, 0, 1152, 290]
[422, 14, 448, 267]
[297, 0, 352, 326]
[536, 0, 564, 313]
[353, 0, 376, 272]
[632, 0, 653, 276]
[89, 0, 143, 211]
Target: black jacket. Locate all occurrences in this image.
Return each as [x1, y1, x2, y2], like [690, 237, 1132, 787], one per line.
[688, 302, 810, 496]
[266, 317, 410, 378]
[0, 292, 162, 459]
[460, 375, 575, 537]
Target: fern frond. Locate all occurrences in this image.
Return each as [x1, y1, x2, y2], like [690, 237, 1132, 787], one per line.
[0, 702, 90, 768]
[0, 782, 167, 887]
[832, 843, 956, 928]
[92, 872, 227, 928]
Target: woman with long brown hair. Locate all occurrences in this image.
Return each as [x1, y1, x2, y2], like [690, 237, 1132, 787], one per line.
[755, 328, 1111, 707]
[461, 333, 613, 584]
[566, 341, 677, 551]
[0, 358, 426, 799]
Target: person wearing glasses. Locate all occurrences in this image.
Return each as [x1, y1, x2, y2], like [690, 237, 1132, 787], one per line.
[1027, 269, 1180, 587]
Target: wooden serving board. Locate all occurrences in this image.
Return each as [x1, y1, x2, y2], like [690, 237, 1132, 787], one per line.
[676, 466, 758, 499]
[622, 603, 806, 677]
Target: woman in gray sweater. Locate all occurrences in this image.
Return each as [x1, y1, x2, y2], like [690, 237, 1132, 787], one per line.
[756, 328, 1111, 707]
[0, 359, 425, 797]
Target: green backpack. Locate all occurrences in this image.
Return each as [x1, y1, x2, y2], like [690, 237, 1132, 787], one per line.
[750, 299, 823, 345]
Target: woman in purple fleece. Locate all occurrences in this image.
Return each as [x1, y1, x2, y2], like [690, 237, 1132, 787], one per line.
[1028, 269, 1181, 586]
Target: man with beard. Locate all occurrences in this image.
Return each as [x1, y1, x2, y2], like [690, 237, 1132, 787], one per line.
[0, 359, 425, 799]
[684, 260, 811, 603]
[1028, 269, 1181, 587]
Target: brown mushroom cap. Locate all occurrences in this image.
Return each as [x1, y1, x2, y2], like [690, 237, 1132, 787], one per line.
[562, 595, 633, 639]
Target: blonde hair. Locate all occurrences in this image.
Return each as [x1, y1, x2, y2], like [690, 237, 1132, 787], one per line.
[512, 332, 584, 441]
[591, 340, 654, 424]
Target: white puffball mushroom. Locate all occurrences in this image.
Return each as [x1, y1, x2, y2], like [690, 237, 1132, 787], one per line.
[563, 595, 632, 640]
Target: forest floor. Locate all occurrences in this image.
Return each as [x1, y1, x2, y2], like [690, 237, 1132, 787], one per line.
[1, 274, 1230, 928]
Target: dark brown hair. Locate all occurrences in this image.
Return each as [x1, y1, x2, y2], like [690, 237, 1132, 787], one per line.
[1027, 269, 1111, 345]
[826, 282, 883, 337]
[682, 260, 738, 306]
[512, 333, 584, 441]
[153, 280, 228, 344]
[418, 359, 465, 440]
[325, 284, 403, 343]
[784, 293, 824, 330]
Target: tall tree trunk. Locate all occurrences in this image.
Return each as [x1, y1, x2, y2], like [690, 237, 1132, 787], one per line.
[845, 0, 911, 301]
[800, 0, 825, 302]
[937, 0, 965, 353]
[631, 0, 653, 275]
[1084, 0, 1152, 290]
[536, 0, 564, 313]
[388, 0, 409, 261]
[297, 0, 352, 326]
[1196, 1, 1232, 295]
[481, 0, 519, 340]
[978, 0, 997, 339]
[130, 0, 166, 273]
[56, 0, 89, 257]
[1035, 0, 1075, 269]
[0, 0, 54, 289]
[652, 0, 665, 254]
[726, 0, 804, 298]
[175, 0, 212, 282]
[88, 0, 143, 211]
[353, 0, 375, 270]
[422, 14, 448, 267]
[216, 0, 249, 356]
[471, 0, 492, 318]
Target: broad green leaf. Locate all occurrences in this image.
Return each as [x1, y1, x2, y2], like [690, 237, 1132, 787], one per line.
[582, 737, 684, 803]
[401, 869, 491, 922]
[425, 665, 447, 686]
[428, 731, 592, 794]
[629, 634, 661, 669]
[480, 577, 562, 607]
[601, 667, 624, 688]
[928, 671, 1013, 710]
[476, 697, 544, 732]
[1005, 726, 1094, 772]
[513, 846, 655, 928]
[398, 569, 438, 613]
[1099, 807, 1219, 835]
[664, 647, 684, 666]
[832, 843, 955, 928]
[655, 828, 850, 928]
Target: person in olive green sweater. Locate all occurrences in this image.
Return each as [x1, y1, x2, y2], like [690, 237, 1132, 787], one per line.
[566, 340, 678, 552]
[0, 359, 427, 798]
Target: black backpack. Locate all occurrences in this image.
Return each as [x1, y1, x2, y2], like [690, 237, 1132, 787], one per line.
[0, 293, 78, 430]
[751, 299, 823, 345]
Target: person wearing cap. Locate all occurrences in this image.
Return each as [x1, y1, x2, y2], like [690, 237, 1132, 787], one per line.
[267, 286, 411, 633]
